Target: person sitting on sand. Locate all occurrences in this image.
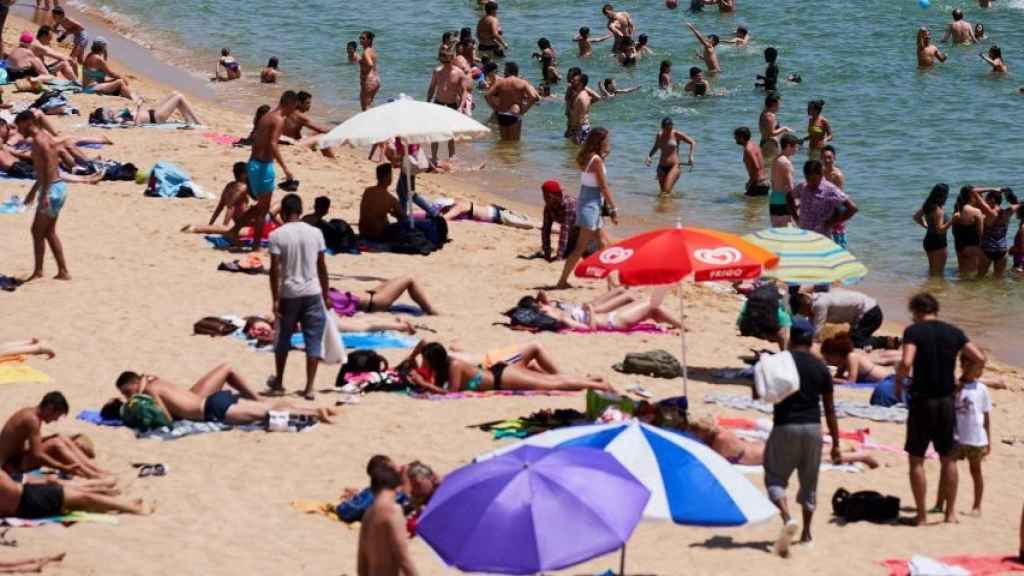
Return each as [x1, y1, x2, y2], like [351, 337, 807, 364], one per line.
[819, 334, 899, 385]
[0, 392, 111, 480]
[3, 33, 55, 83]
[357, 460, 420, 576]
[518, 291, 683, 332]
[31, 26, 77, 81]
[82, 40, 139, 101]
[216, 47, 242, 81]
[359, 163, 403, 242]
[181, 162, 250, 235]
[105, 364, 337, 425]
[261, 56, 281, 84]
[339, 456, 439, 523]
[0, 468, 152, 520]
[400, 341, 615, 394]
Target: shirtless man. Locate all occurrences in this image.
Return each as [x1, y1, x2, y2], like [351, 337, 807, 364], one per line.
[357, 463, 419, 576]
[0, 393, 109, 480]
[50, 7, 87, 65]
[602, 4, 635, 54]
[0, 469, 151, 520]
[735, 127, 768, 197]
[426, 50, 468, 164]
[476, 2, 508, 61]
[917, 27, 947, 68]
[284, 91, 334, 157]
[485, 61, 540, 141]
[228, 92, 297, 251]
[32, 27, 77, 81]
[109, 364, 337, 425]
[942, 9, 977, 45]
[567, 74, 596, 145]
[359, 31, 380, 111]
[687, 22, 721, 73]
[770, 134, 800, 227]
[699, 0, 735, 12]
[181, 162, 249, 235]
[359, 163, 402, 241]
[4, 34, 52, 82]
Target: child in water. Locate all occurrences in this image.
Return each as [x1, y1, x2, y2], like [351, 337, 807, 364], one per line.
[573, 27, 609, 58]
[756, 46, 779, 92]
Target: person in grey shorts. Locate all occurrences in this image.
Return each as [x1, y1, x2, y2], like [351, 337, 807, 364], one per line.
[269, 193, 331, 400]
[760, 317, 840, 558]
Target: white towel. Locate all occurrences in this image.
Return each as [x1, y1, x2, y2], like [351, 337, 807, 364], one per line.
[908, 555, 969, 576]
[321, 306, 347, 365]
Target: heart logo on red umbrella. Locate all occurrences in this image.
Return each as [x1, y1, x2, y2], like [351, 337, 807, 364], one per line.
[693, 247, 742, 266]
[599, 247, 635, 265]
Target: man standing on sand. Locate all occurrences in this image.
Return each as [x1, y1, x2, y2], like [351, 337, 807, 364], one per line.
[769, 134, 800, 227]
[735, 127, 768, 197]
[942, 9, 977, 44]
[269, 194, 331, 400]
[0, 392, 109, 480]
[230, 92, 297, 251]
[602, 4, 635, 54]
[894, 292, 986, 526]
[18, 111, 71, 281]
[567, 74, 595, 145]
[358, 463, 420, 576]
[761, 318, 840, 558]
[485, 62, 540, 142]
[476, 2, 508, 60]
[426, 50, 468, 165]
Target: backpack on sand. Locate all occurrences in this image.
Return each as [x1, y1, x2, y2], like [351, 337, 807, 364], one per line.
[319, 219, 359, 255]
[193, 316, 238, 337]
[504, 306, 562, 333]
[739, 283, 782, 340]
[613, 350, 682, 379]
[121, 394, 172, 432]
[335, 350, 389, 387]
[832, 488, 900, 523]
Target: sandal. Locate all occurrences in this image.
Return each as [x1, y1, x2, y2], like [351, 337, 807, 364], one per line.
[138, 464, 167, 478]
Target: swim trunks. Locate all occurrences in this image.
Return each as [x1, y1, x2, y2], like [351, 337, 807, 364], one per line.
[38, 181, 67, 219]
[275, 294, 327, 359]
[746, 181, 770, 197]
[435, 100, 459, 111]
[905, 395, 955, 458]
[478, 44, 505, 58]
[73, 31, 89, 49]
[246, 159, 276, 199]
[5, 66, 34, 81]
[923, 231, 947, 252]
[17, 483, 64, 519]
[567, 123, 591, 145]
[203, 390, 240, 423]
[496, 112, 520, 128]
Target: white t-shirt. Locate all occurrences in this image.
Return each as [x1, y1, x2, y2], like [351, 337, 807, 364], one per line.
[811, 289, 878, 335]
[954, 381, 992, 447]
[268, 222, 326, 300]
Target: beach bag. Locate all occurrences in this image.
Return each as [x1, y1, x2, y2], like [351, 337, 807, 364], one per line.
[144, 161, 194, 198]
[504, 306, 562, 332]
[613, 350, 682, 379]
[390, 227, 435, 256]
[753, 351, 800, 404]
[319, 218, 358, 254]
[419, 216, 449, 249]
[193, 316, 238, 337]
[739, 284, 782, 339]
[832, 488, 900, 523]
[28, 90, 63, 111]
[321, 306, 347, 366]
[103, 162, 139, 182]
[335, 350, 389, 387]
[120, 394, 172, 432]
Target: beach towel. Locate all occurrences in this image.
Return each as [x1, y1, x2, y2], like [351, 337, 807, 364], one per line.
[76, 410, 124, 427]
[1, 512, 120, 528]
[407, 390, 577, 401]
[0, 359, 50, 385]
[253, 331, 416, 352]
[289, 500, 343, 523]
[703, 391, 908, 423]
[881, 555, 1024, 576]
[201, 132, 241, 146]
[77, 410, 317, 439]
[144, 161, 207, 199]
[0, 196, 26, 214]
[205, 235, 269, 250]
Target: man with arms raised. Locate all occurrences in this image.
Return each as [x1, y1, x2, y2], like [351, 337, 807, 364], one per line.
[485, 62, 540, 142]
[426, 50, 468, 165]
[0, 392, 109, 480]
[358, 462, 419, 576]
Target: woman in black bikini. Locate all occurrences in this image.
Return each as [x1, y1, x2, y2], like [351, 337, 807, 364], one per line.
[951, 186, 987, 278]
[913, 183, 953, 277]
[645, 117, 696, 197]
[330, 276, 438, 316]
[979, 188, 1020, 278]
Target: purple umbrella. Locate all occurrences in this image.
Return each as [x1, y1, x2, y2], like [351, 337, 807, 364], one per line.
[417, 445, 650, 575]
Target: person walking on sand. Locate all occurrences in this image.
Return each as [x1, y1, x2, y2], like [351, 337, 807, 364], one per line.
[894, 292, 987, 526]
[359, 31, 380, 110]
[770, 134, 800, 227]
[942, 8, 977, 45]
[646, 117, 696, 197]
[357, 463, 420, 576]
[18, 111, 71, 281]
[917, 28, 947, 68]
[50, 7, 88, 65]
[268, 194, 331, 400]
[760, 318, 841, 558]
[228, 92, 297, 251]
[485, 61, 540, 142]
[426, 50, 468, 165]
[734, 126, 768, 197]
[557, 128, 618, 289]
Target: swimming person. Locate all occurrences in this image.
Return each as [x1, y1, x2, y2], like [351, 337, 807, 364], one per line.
[346, 41, 359, 64]
[687, 22, 721, 73]
[599, 78, 639, 98]
[722, 26, 751, 46]
[942, 8, 977, 45]
[917, 27, 947, 68]
[659, 60, 673, 90]
[477, 2, 508, 59]
[646, 117, 696, 197]
[486, 62, 540, 141]
[803, 100, 832, 162]
[770, 134, 800, 227]
[980, 45, 1007, 74]
[358, 31, 380, 110]
[913, 184, 954, 277]
[684, 66, 710, 95]
[617, 37, 639, 66]
[557, 128, 618, 289]
[216, 47, 242, 81]
[735, 127, 768, 197]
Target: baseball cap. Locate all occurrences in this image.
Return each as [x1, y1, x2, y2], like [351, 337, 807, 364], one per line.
[541, 180, 562, 195]
[790, 317, 815, 344]
[19, 32, 34, 45]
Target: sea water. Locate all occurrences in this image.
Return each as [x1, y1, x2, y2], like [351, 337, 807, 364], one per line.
[65, 0, 1024, 361]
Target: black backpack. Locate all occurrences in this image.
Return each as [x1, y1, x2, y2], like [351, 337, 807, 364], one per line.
[390, 227, 436, 256]
[504, 306, 563, 332]
[420, 216, 449, 249]
[831, 488, 900, 523]
[319, 218, 358, 254]
[335, 350, 389, 387]
[739, 284, 782, 339]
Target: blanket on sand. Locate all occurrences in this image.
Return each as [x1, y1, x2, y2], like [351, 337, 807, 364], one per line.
[704, 391, 908, 423]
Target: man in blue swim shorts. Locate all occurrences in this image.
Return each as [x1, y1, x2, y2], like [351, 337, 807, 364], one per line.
[17, 110, 72, 281]
[228, 91, 298, 250]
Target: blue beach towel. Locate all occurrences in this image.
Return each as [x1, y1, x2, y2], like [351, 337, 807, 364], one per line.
[286, 331, 417, 351]
[76, 410, 124, 427]
[145, 161, 206, 198]
[205, 235, 269, 250]
[0, 196, 26, 214]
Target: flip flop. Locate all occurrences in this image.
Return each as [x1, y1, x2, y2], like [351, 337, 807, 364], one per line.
[138, 464, 167, 478]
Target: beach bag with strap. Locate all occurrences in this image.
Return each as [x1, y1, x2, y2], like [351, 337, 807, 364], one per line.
[335, 350, 389, 387]
[120, 394, 172, 432]
[193, 316, 238, 337]
[739, 283, 782, 339]
[319, 218, 359, 255]
[613, 350, 682, 379]
[29, 90, 62, 111]
[504, 306, 562, 332]
[753, 351, 800, 404]
[832, 488, 900, 523]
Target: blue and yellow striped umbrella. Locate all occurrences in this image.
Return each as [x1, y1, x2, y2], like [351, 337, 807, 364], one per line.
[741, 228, 868, 285]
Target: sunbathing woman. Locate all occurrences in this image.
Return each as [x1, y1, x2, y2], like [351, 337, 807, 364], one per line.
[81, 41, 139, 102]
[819, 334, 900, 385]
[0, 338, 55, 361]
[444, 342, 564, 375]
[535, 286, 640, 315]
[434, 198, 532, 229]
[401, 342, 614, 394]
[520, 292, 682, 331]
[330, 276, 438, 316]
[243, 312, 417, 348]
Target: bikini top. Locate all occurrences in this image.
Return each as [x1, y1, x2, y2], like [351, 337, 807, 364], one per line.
[580, 155, 604, 188]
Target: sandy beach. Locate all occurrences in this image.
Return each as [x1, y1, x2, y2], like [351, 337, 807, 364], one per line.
[2, 10, 1024, 575]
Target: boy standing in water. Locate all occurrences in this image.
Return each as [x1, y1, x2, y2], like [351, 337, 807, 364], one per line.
[770, 134, 799, 227]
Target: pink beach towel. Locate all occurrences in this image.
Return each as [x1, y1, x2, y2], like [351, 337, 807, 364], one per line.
[882, 555, 1024, 576]
[565, 322, 669, 335]
[201, 132, 241, 146]
[408, 390, 577, 401]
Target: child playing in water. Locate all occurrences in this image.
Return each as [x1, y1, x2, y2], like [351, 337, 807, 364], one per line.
[599, 78, 639, 98]
[756, 46, 779, 92]
[346, 41, 359, 64]
[573, 27, 610, 58]
[934, 357, 992, 517]
[980, 45, 1007, 74]
[684, 66, 709, 96]
[659, 60, 673, 90]
[217, 48, 241, 81]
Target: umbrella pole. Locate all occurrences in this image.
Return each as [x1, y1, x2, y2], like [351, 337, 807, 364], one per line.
[619, 545, 626, 576]
[680, 283, 689, 398]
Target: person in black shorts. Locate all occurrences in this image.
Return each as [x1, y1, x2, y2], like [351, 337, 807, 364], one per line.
[895, 292, 986, 526]
[1, 469, 152, 518]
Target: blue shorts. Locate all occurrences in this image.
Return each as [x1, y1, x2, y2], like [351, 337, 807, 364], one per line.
[203, 391, 240, 423]
[576, 184, 603, 231]
[38, 181, 68, 219]
[276, 295, 327, 359]
[247, 159, 276, 199]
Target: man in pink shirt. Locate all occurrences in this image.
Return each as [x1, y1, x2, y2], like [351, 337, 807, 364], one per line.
[789, 160, 857, 238]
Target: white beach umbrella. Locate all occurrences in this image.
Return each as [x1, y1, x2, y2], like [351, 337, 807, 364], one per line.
[317, 95, 490, 149]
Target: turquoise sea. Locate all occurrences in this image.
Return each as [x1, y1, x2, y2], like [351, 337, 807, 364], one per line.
[66, 0, 1024, 360]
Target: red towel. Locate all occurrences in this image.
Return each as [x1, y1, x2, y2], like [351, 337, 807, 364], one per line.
[881, 555, 1024, 576]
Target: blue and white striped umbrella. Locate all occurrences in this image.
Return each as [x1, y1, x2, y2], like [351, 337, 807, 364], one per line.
[480, 421, 776, 527]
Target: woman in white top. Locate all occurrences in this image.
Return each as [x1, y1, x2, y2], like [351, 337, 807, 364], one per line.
[557, 127, 618, 288]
